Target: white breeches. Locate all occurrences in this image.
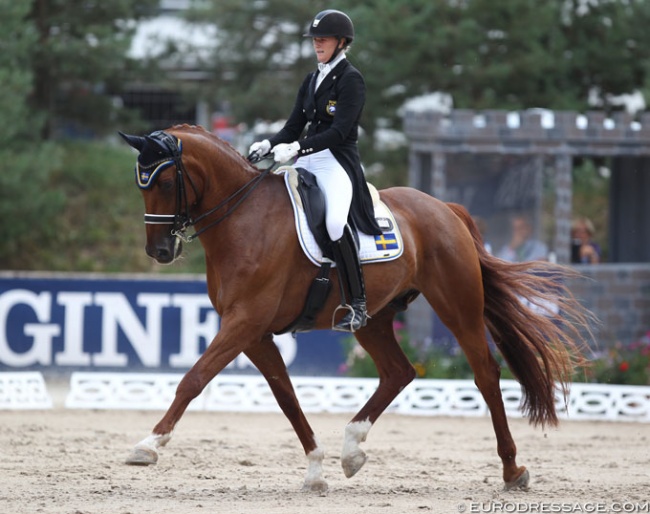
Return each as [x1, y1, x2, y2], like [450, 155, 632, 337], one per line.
[295, 149, 352, 241]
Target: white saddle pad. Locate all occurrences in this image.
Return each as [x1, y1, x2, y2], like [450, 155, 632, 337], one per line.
[276, 166, 404, 266]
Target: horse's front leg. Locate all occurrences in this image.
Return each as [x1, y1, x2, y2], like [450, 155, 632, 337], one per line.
[125, 316, 262, 466]
[244, 335, 327, 492]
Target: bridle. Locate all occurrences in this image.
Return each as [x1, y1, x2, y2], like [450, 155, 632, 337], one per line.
[139, 130, 273, 243]
[138, 131, 196, 237]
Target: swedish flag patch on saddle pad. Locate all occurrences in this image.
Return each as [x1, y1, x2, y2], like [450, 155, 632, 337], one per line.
[278, 166, 404, 266]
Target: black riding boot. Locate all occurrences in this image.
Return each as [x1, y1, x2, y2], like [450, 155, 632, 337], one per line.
[332, 227, 368, 332]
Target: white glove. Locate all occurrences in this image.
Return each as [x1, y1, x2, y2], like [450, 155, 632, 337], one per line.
[248, 139, 271, 159]
[272, 141, 300, 163]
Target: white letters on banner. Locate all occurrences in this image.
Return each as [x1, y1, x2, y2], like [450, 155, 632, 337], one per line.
[0, 288, 297, 370]
[0, 290, 60, 366]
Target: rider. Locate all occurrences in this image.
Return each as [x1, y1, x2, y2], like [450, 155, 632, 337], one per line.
[249, 9, 381, 332]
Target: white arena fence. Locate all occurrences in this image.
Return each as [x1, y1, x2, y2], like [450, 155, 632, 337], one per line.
[2, 371, 650, 422]
[0, 372, 53, 409]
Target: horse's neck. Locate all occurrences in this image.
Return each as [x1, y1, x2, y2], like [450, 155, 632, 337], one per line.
[174, 128, 255, 191]
[201, 143, 259, 196]
[195, 153, 266, 269]
[191, 140, 263, 234]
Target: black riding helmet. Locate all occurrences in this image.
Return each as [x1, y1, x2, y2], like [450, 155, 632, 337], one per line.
[303, 9, 355, 46]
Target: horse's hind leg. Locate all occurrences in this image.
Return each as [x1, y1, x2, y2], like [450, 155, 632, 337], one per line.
[457, 328, 529, 489]
[244, 334, 328, 492]
[426, 281, 529, 490]
[340, 307, 416, 478]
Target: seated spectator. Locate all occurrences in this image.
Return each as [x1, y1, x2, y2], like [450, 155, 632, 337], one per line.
[497, 214, 548, 262]
[571, 217, 601, 264]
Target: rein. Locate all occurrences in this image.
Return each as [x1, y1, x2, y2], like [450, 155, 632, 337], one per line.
[144, 131, 274, 243]
[175, 161, 274, 243]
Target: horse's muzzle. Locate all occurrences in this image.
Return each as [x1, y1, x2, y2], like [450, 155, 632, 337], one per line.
[146, 238, 182, 264]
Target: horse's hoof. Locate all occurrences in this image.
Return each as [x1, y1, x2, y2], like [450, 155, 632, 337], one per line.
[504, 468, 530, 491]
[125, 446, 158, 466]
[341, 449, 367, 478]
[302, 478, 329, 493]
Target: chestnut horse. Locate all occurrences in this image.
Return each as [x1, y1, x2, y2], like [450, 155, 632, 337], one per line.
[119, 125, 589, 492]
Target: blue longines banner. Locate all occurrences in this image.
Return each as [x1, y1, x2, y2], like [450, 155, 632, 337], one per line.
[0, 273, 348, 375]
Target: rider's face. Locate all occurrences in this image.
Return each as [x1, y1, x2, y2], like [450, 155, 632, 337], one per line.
[313, 37, 342, 63]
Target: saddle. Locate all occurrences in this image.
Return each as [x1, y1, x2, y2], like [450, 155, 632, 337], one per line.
[293, 167, 336, 260]
[275, 167, 403, 335]
[279, 167, 402, 266]
[275, 167, 333, 334]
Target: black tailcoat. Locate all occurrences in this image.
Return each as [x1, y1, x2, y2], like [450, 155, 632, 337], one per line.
[269, 59, 381, 236]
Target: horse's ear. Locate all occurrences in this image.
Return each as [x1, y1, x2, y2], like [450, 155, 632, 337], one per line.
[118, 131, 146, 152]
[144, 134, 169, 154]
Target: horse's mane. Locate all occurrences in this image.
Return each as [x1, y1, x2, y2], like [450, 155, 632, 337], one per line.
[167, 124, 256, 171]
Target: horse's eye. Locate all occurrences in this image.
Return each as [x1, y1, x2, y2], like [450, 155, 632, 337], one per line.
[159, 180, 174, 192]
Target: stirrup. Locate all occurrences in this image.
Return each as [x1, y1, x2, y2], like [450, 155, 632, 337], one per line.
[332, 303, 367, 333]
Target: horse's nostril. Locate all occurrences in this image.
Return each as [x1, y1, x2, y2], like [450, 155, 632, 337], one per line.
[156, 248, 172, 263]
[146, 243, 174, 263]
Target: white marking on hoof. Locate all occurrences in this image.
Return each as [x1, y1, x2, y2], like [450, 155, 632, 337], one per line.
[341, 419, 372, 478]
[302, 443, 328, 493]
[125, 446, 158, 466]
[504, 468, 530, 491]
[125, 433, 172, 466]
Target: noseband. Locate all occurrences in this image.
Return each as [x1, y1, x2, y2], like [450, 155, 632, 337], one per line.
[138, 130, 272, 243]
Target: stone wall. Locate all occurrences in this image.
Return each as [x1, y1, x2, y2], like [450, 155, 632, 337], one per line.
[567, 263, 650, 347]
[403, 108, 650, 263]
[403, 109, 650, 156]
[406, 263, 650, 350]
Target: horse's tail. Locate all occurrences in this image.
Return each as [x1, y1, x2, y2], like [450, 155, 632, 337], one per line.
[446, 202, 593, 427]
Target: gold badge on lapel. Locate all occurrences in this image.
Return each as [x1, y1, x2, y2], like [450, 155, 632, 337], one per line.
[326, 100, 337, 116]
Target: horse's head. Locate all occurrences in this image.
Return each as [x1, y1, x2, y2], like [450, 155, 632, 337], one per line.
[119, 129, 201, 264]
[120, 126, 269, 265]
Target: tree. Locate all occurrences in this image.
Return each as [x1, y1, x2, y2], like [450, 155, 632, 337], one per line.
[29, 0, 159, 139]
[185, 0, 327, 124]
[352, 0, 650, 126]
[0, 1, 63, 266]
[0, 0, 160, 268]
[187, 0, 650, 131]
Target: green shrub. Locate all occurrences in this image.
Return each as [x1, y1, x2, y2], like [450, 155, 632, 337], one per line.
[341, 322, 650, 386]
[576, 331, 650, 386]
[2, 140, 207, 273]
[340, 319, 515, 380]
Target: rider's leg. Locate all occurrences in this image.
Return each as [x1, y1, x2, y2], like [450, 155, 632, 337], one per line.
[296, 150, 367, 332]
[331, 226, 367, 332]
[295, 150, 367, 332]
[295, 150, 351, 241]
